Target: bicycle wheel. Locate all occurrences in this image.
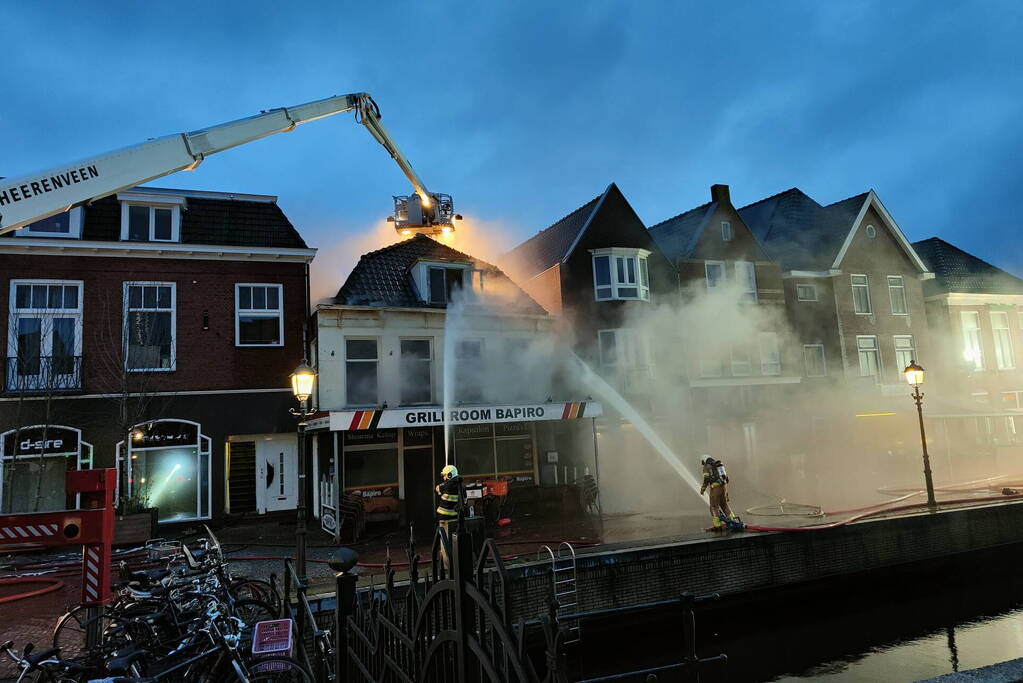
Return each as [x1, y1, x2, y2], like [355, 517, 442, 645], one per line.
[230, 579, 281, 614]
[247, 656, 314, 683]
[232, 598, 278, 627]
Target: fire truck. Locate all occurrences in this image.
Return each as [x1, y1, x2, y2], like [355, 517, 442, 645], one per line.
[0, 92, 458, 236]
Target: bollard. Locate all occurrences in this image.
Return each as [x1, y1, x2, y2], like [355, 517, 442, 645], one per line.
[329, 548, 359, 682]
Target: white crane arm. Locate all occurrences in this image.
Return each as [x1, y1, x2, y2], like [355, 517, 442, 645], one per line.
[0, 93, 375, 236]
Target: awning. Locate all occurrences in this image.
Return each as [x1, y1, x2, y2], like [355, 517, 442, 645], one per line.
[308, 401, 602, 432]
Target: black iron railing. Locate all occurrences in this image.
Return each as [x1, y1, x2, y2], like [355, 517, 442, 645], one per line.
[280, 558, 334, 683]
[4, 356, 83, 393]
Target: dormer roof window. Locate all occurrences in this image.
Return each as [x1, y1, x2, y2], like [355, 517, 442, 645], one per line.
[17, 207, 83, 238]
[117, 191, 185, 243]
[411, 260, 484, 305]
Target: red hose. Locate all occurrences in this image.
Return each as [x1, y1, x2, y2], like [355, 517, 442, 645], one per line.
[0, 577, 65, 603]
[746, 492, 1023, 532]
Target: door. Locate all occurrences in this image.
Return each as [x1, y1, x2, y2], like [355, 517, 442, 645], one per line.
[256, 436, 298, 513]
[403, 447, 436, 536]
[227, 441, 257, 514]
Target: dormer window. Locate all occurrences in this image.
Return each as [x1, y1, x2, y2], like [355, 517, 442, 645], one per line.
[412, 261, 484, 305]
[117, 192, 184, 243]
[591, 248, 651, 302]
[17, 208, 83, 239]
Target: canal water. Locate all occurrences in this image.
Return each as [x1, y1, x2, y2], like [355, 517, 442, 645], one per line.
[571, 542, 1023, 682]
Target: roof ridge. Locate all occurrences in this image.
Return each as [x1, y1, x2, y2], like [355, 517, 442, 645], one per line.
[648, 201, 712, 231]
[823, 190, 870, 208]
[737, 187, 806, 210]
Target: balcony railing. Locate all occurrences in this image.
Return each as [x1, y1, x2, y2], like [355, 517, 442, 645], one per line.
[4, 356, 83, 394]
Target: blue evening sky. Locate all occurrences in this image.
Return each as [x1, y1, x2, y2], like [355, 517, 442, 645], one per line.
[3, 1, 1021, 292]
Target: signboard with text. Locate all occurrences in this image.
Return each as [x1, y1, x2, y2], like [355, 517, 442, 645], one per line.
[1, 425, 81, 457]
[329, 401, 601, 432]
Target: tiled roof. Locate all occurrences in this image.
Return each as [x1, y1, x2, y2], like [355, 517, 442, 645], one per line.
[738, 188, 868, 271]
[501, 189, 606, 280]
[335, 233, 546, 313]
[5, 188, 308, 249]
[913, 237, 1023, 295]
[647, 201, 715, 262]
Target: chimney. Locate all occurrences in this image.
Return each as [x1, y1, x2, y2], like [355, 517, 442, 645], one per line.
[710, 184, 731, 206]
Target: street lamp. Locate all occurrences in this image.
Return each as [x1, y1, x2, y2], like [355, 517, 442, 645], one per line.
[290, 361, 318, 580]
[904, 360, 937, 510]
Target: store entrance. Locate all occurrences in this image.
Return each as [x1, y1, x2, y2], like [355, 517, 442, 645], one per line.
[403, 446, 435, 534]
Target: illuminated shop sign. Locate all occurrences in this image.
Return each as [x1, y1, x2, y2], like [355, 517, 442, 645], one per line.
[1, 425, 80, 457]
[131, 421, 199, 448]
[329, 401, 602, 432]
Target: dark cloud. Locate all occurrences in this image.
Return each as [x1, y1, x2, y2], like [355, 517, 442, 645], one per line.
[2, 1, 1021, 275]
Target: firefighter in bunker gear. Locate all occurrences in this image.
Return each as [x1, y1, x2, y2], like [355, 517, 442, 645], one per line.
[700, 455, 739, 530]
[436, 464, 462, 520]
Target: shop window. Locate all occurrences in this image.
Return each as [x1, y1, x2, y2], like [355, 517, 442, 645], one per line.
[16, 208, 83, 239]
[235, 284, 283, 346]
[8, 280, 83, 392]
[803, 344, 826, 377]
[888, 276, 908, 315]
[455, 435, 495, 477]
[591, 248, 650, 301]
[124, 282, 175, 371]
[124, 420, 210, 524]
[343, 448, 399, 489]
[851, 274, 871, 314]
[455, 339, 484, 403]
[345, 338, 379, 406]
[0, 425, 92, 513]
[400, 339, 433, 405]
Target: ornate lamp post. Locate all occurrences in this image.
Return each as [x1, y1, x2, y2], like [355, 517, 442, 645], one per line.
[904, 360, 937, 510]
[290, 361, 317, 580]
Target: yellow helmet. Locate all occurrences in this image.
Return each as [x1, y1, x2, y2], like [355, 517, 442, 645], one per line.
[441, 465, 458, 478]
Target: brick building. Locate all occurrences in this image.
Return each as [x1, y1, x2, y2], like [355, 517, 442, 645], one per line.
[0, 186, 314, 523]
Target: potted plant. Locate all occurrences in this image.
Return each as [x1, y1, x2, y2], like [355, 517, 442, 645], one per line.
[114, 485, 157, 546]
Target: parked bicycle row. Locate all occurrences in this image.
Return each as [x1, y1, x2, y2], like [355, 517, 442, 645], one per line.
[4, 527, 310, 682]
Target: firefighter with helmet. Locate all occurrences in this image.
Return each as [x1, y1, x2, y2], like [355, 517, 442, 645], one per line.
[700, 455, 739, 531]
[435, 464, 462, 520]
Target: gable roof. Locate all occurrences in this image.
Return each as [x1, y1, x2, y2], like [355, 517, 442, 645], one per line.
[736, 188, 867, 271]
[335, 233, 546, 313]
[912, 237, 1023, 296]
[4, 186, 309, 249]
[501, 187, 609, 280]
[646, 201, 716, 262]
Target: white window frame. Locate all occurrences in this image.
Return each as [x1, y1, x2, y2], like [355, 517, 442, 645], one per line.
[344, 337, 380, 407]
[16, 207, 83, 239]
[119, 198, 183, 243]
[851, 274, 871, 315]
[894, 335, 915, 374]
[454, 337, 486, 403]
[759, 332, 781, 376]
[991, 310, 1015, 370]
[705, 260, 725, 291]
[961, 311, 984, 370]
[803, 344, 826, 377]
[598, 328, 653, 392]
[736, 261, 757, 303]
[796, 284, 817, 302]
[856, 335, 882, 381]
[590, 248, 651, 302]
[399, 337, 433, 405]
[721, 221, 733, 241]
[123, 282, 176, 372]
[887, 275, 908, 316]
[1001, 391, 1023, 410]
[7, 279, 84, 391]
[234, 284, 284, 348]
[730, 344, 752, 377]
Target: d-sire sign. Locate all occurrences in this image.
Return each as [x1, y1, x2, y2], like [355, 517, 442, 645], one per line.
[325, 401, 601, 432]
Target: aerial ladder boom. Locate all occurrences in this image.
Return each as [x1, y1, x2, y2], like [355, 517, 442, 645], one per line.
[0, 93, 456, 237]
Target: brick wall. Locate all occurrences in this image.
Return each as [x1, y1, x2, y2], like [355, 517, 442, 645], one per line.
[0, 254, 307, 393]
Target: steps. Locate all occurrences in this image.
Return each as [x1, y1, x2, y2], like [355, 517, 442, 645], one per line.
[541, 542, 580, 645]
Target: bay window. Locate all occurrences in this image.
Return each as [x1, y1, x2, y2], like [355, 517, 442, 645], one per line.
[591, 248, 650, 301]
